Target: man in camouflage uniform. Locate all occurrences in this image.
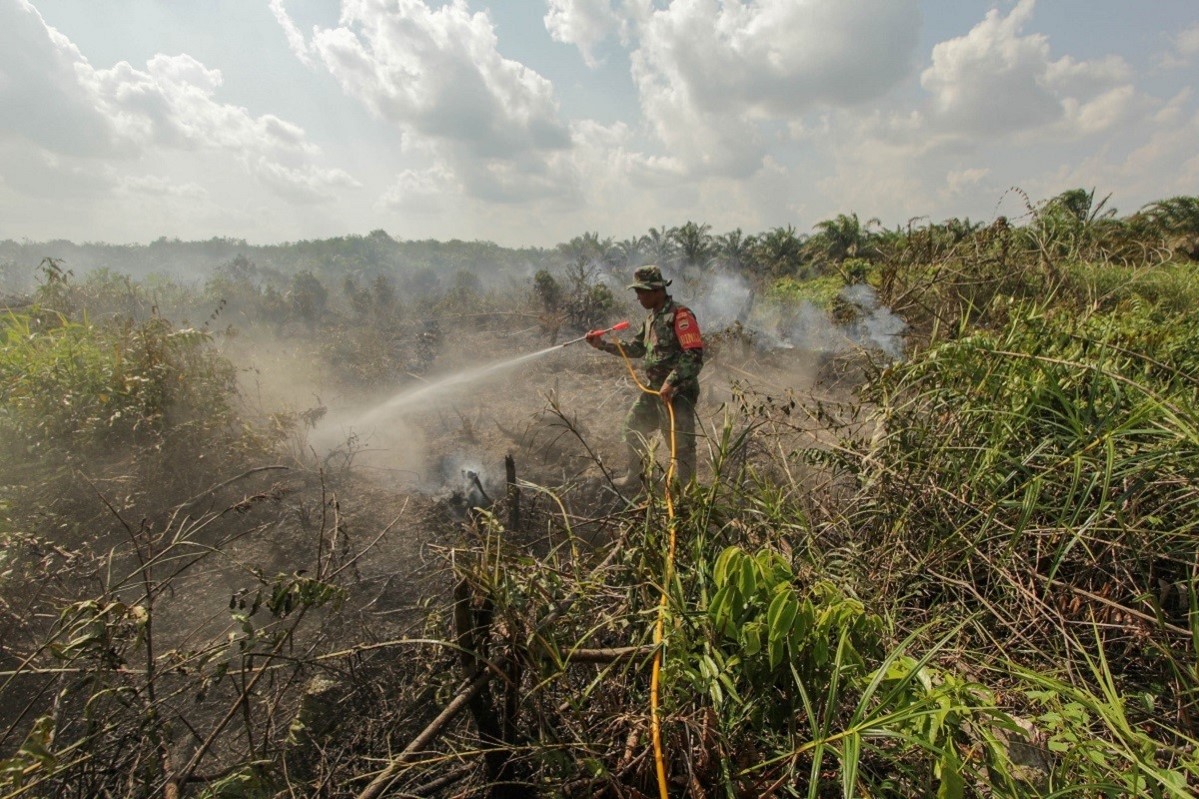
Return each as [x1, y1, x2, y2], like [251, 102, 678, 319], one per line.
[586, 265, 705, 486]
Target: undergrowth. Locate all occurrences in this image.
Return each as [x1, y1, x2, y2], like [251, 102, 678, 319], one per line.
[2, 195, 1198, 797]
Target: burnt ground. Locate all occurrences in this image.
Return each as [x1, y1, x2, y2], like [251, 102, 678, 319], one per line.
[0, 313, 878, 788]
[216, 317, 871, 638]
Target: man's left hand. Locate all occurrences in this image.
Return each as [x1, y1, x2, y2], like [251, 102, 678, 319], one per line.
[659, 382, 675, 404]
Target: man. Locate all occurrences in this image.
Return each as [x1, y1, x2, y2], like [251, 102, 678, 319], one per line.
[586, 264, 704, 486]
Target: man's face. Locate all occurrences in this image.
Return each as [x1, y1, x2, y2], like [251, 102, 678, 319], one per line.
[634, 287, 663, 309]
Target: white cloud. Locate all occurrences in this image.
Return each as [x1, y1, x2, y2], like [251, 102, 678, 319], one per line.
[544, 0, 623, 67]
[0, 1, 121, 155]
[0, 2, 352, 207]
[91, 55, 311, 155]
[1060, 85, 1136, 137]
[1180, 24, 1199, 58]
[920, 0, 1133, 138]
[1042, 102, 1199, 206]
[310, 1, 568, 158]
[305, 0, 574, 204]
[253, 157, 360, 204]
[1158, 23, 1199, 69]
[0, 143, 115, 199]
[628, 0, 921, 176]
[118, 174, 208, 199]
[90, 53, 359, 201]
[379, 163, 461, 214]
[944, 167, 990, 197]
[268, 0, 316, 68]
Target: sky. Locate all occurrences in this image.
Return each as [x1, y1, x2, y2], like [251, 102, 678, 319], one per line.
[1, 0, 1197, 248]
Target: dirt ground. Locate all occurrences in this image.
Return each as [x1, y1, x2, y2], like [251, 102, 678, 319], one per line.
[0, 309, 876, 782]
[209, 317, 866, 642]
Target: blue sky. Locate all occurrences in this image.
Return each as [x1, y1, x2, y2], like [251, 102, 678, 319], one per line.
[2, 0, 1197, 247]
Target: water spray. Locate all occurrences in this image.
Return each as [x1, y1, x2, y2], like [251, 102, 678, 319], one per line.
[558, 320, 630, 347]
[328, 320, 633, 438]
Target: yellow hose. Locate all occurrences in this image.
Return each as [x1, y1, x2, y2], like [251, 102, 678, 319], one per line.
[613, 340, 677, 799]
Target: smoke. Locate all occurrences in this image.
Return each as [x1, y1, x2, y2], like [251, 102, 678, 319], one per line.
[838, 284, 907, 360]
[437, 453, 502, 510]
[683, 269, 755, 328]
[303, 344, 569, 500]
[676, 267, 906, 359]
[307, 408, 428, 488]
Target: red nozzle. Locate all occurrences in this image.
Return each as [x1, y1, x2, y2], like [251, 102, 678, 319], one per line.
[610, 320, 630, 332]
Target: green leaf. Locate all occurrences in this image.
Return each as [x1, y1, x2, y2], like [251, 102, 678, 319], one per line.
[768, 636, 785, 671]
[767, 590, 799, 646]
[709, 585, 734, 637]
[713, 546, 740, 588]
[842, 732, 861, 799]
[738, 557, 759, 600]
[936, 742, 965, 799]
[742, 620, 763, 656]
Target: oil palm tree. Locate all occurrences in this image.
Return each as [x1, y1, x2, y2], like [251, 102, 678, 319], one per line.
[1140, 195, 1199, 259]
[812, 212, 881, 263]
[558, 232, 617, 272]
[714, 228, 758, 273]
[672, 221, 714, 270]
[752, 225, 807, 277]
[640, 226, 678, 268]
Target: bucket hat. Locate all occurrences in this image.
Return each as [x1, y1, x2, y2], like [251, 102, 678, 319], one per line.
[627, 264, 671, 290]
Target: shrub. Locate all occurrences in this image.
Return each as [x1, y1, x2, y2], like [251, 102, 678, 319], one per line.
[0, 311, 238, 453]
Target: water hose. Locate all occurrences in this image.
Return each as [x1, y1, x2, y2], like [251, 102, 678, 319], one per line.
[603, 333, 677, 799]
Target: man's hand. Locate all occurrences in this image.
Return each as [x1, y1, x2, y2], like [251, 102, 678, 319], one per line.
[659, 382, 675, 404]
[584, 330, 606, 349]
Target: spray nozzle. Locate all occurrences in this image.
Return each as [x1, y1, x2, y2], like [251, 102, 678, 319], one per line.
[561, 321, 632, 347]
[586, 320, 630, 337]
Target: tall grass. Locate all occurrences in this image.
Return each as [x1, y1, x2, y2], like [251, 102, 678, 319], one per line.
[4, 198, 1199, 795]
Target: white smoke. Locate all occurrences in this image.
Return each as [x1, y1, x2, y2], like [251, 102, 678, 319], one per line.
[838, 284, 907, 359]
[682, 269, 755, 328]
[677, 267, 906, 359]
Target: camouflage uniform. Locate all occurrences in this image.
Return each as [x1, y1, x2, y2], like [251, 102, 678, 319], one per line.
[595, 266, 705, 483]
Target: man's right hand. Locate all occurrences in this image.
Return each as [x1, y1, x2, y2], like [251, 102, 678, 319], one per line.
[584, 330, 606, 348]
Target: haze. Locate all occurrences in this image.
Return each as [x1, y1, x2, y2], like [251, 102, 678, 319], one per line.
[2, 0, 1197, 247]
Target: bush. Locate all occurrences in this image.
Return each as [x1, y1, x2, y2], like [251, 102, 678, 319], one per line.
[0, 311, 239, 453]
[764, 275, 842, 309]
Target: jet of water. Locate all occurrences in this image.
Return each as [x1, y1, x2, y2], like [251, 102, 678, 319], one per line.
[355, 344, 564, 428]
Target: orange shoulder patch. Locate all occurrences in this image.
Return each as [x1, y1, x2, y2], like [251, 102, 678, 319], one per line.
[674, 308, 703, 350]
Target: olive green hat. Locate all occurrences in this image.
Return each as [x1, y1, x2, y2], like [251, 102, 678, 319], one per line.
[627, 264, 671, 291]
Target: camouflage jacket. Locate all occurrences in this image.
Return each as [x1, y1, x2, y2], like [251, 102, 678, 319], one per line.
[603, 298, 704, 389]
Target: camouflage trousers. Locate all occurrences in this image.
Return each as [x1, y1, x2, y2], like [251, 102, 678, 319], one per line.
[622, 383, 699, 484]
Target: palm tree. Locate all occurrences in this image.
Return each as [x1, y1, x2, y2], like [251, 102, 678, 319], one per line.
[612, 237, 644, 270]
[1032, 188, 1120, 261]
[558, 232, 617, 272]
[671, 221, 714, 270]
[1042, 188, 1116, 226]
[941, 217, 982, 244]
[714, 228, 758, 273]
[1140, 196, 1199, 259]
[812, 213, 881, 263]
[752, 225, 807, 277]
[641, 226, 678, 267]
[1140, 196, 1199, 235]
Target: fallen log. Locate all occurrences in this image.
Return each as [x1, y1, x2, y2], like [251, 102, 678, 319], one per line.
[354, 670, 494, 799]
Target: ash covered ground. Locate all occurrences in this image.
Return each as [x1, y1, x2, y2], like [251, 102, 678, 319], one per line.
[211, 312, 876, 638]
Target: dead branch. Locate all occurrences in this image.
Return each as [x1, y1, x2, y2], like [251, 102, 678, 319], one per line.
[354, 671, 495, 799]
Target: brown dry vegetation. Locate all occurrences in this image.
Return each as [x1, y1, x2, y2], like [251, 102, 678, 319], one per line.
[2, 191, 1199, 798]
